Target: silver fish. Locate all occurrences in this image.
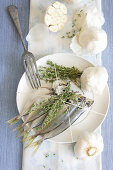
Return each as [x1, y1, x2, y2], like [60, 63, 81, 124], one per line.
[21, 113, 48, 137]
[27, 98, 93, 149]
[13, 97, 55, 135]
[31, 95, 88, 135]
[26, 95, 84, 137]
[45, 99, 93, 139]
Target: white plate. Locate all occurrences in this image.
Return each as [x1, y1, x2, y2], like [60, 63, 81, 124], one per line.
[16, 53, 110, 143]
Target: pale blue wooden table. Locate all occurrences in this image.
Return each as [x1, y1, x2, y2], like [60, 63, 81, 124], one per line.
[0, 0, 112, 170]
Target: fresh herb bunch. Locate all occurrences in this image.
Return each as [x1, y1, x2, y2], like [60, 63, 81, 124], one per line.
[39, 60, 82, 84]
[36, 83, 77, 131]
[23, 83, 79, 143]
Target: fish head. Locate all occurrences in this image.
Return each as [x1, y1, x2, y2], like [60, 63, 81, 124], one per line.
[77, 94, 94, 107]
[86, 98, 94, 107]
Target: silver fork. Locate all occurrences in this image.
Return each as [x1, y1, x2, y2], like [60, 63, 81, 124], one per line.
[8, 5, 41, 89]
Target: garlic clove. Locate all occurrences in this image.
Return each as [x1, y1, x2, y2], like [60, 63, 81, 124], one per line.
[49, 25, 59, 32]
[59, 4, 67, 14]
[58, 23, 65, 30]
[74, 132, 104, 160]
[47, 6, 56, 15]
[86, 146, 98, 157]
[45, 14, 53, 26]
[52, 1, 61, 8]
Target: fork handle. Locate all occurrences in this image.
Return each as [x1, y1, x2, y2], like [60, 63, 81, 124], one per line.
[8, 5, 27, 50]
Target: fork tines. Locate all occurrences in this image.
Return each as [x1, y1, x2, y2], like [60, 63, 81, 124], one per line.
[23, 54, 41, 89]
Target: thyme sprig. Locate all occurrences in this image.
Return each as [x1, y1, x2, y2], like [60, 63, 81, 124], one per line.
[36, 83, 76, 131]
[61, 19, 77, 39]
[39, 60, 82, 84]
[61, 9, 84, 39]
[61, 29, 77, 39]
[27, 96, 56, 117]
[45, 153, 49, 158]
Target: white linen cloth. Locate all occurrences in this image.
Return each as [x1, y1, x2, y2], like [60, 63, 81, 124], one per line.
[22, 0, 102, 170]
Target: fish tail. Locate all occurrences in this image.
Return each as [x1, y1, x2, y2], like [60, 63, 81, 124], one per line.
[23, 135, 35, 143]
[19, 130, 28, 137]
[13, 124, 24, 133]
[24, 109, 38, 126]
[23, 133, 34, 143]
[33, 143, 41, 154]
[24, 137, 35, 148]
[31, 138, 44, 153]
[17, 129, 28, 137]
[23, 135, 29, 143]
[6, 116, 20, 127]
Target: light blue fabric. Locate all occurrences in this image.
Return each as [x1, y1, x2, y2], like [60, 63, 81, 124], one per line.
[0, 0, 113, 170]
[0, 1, 29, 170]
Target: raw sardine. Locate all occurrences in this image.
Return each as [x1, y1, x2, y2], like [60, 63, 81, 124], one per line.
[27, 98, 93, 148]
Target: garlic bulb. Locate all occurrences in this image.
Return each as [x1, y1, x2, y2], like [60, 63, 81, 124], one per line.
[80, 66, 108, 95]
[45, 1, 67, 32]
[70, 27, 107, 55]
[52, 80, 68, 95]
[74, 7, 105, 30]
[74, 132, 104, 160]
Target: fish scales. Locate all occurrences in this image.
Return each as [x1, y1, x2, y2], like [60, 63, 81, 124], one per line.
[29, 99, 93, 149]
[31, 90, 74, 137]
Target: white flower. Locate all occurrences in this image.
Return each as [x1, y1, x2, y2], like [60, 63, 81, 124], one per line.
[80, 66, 108, 95]
[74, 7, 105, 30]
[70, 27, 107, 55]
[74, 132, 104, 160]
[45, 1, 67, 32]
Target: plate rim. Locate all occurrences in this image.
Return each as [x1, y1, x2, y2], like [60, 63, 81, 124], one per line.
[16, 53, 110, 143]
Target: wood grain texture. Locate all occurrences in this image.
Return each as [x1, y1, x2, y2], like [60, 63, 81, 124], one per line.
[0, 0, 112, 170]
